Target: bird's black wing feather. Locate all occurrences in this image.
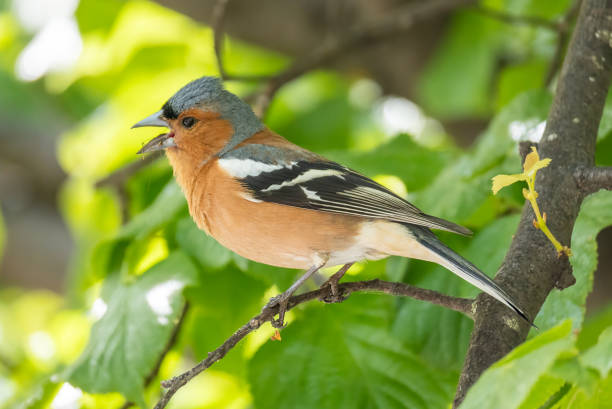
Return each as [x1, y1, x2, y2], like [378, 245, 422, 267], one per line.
[238, 158, 472, 236]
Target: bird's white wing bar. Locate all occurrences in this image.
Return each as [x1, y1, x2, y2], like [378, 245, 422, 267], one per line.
[218, 158, 294, 178]
[262, 168, 345, 192]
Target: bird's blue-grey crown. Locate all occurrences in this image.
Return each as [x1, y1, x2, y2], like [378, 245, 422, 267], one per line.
[162, 76, 264, 153]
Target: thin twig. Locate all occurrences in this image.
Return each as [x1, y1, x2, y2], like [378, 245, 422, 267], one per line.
[119, 303, 190, 409]
[472, 2, 582, 87]
[212, 0, 230, 80]
[212, 0, 274, 83]
[96, 152, 163, 190]
[248, 0, 476, 117]
[153, 279, 473, 409]
[575, 166, 612, 194]
[95, 152, 163, 222]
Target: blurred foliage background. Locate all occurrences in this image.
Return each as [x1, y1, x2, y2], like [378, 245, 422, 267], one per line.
[0, 0, 611, 408]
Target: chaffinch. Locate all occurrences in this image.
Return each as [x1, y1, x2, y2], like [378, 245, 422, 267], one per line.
[133, 76, 530, 327]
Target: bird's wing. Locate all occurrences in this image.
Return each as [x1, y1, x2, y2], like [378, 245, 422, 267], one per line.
[219, 145, 472, 236]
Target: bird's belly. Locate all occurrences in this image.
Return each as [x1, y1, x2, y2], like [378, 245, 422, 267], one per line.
[193, 191, 366, 270]
[326, 245, 388, 267]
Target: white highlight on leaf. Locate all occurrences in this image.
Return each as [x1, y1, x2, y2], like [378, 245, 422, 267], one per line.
[89, 298, 107, 320]
[380, 97, 426, 136]
[14, 0, 82, 83]
[262, 168, 345, 192]
[218, 158, 288, 178]
[300, 186, 321, 200]
[0, 377, 15, 406]
[375, 96, 446, 146]
[51, 383, 82, 409]
[13, 0, 79, 32]
[146, 280, 184, 325]
[508, 119, 546, 142]
[349, 78, 382, 109]
[28, 331, 55, 361]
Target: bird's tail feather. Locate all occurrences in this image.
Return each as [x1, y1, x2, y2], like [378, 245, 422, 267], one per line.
[415, 229, 533, 325]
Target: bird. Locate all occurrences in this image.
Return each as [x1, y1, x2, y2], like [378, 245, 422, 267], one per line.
[132, 76, 531, 328]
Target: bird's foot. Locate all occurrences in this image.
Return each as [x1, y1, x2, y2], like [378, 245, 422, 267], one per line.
[319, 263, 352, 303]
[263, 293, 290, 329]
[320, 278, 348, 303]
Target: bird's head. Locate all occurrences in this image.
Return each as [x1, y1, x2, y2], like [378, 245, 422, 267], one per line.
[133, 76, 263, 156]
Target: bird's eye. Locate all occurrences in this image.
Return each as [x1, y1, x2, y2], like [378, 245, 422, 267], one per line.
[182, 116, 197, 129]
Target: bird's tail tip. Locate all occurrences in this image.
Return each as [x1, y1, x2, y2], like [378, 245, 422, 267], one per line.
[415, 228, 536, 328]
[511, 305, 537, 329]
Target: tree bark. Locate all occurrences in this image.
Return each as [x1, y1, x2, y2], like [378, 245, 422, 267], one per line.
[454, 0, 612, 406]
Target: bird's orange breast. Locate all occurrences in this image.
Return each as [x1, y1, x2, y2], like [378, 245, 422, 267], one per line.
[182, 159, 362, 269]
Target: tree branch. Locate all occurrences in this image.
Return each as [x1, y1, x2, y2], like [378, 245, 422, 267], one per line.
[212, 0, 272, 83]
[95, 152, 163, 191]
[454, 1, 612, 406]
[95, 152, 164, 222]
[473, 1, 583, 87]
[153, 279, 473, 409]
[208, 0, 476, 117]
[575, 166, 612, 194]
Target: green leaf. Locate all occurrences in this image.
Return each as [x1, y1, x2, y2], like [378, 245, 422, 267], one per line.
[0, 206, 4, 263]
[175, 217, 232, 271]
[266, 72, 355, 152]
[232, 258, 299, 290]
[92, 181, 186, 278]
[537, 191, 612, 331]
[249, 295, 454, 409]
[66, 252, 198, 406]
[325, 133, 453, 191]
[581, 327, 612, 378]
[124, 158, 173, 217]
[416, 90, 551, 224]
[495, 60, 548, 109]
[185, 267, 267, 375]
[493, 0, 572, 18]
[460, 321, 574, 409]
[393, 215, 519, 370]
[419, 11, 504, 118]
[577, 304, 612, 351]
[550, 357, 599, 395]
[76, 0, 126, 35]
[516, 374, 566, 409]
[118, 181, 186, 239]
[9, 376, 60, 409]
[596, 92, 612, 165]
[385, 256, 409, 282]
[552, 375, 612, 409]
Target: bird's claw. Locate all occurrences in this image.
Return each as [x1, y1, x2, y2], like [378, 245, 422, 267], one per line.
[319, 280, 348, 303]
[264, 294, 289, 329]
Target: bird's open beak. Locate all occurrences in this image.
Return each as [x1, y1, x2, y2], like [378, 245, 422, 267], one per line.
[132, 110, 168, 128]
[133, 110, 177, 154]
[137, 132, 176, 154]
